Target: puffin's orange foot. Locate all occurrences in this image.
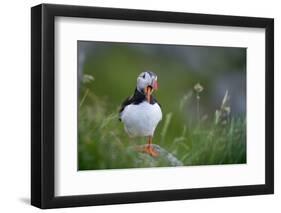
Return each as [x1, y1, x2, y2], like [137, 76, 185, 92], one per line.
[143, 144, 159, 157]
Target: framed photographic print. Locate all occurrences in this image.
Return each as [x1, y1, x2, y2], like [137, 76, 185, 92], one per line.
[31, 3, 274, 209]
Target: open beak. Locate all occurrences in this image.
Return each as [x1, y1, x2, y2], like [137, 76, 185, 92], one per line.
[145, 80, 158, 103]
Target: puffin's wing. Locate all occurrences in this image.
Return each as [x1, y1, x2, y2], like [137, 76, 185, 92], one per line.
[119, 95, 133, 120]
[119, 88, 145, 115]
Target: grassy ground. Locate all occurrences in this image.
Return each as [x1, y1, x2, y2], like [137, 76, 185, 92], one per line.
[78, 78, 246, 170]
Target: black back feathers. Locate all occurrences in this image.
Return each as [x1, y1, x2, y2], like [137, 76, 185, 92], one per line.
[119, 88, 160, 118]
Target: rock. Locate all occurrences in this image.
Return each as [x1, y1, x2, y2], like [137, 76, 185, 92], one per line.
[129, 144, 183, 167]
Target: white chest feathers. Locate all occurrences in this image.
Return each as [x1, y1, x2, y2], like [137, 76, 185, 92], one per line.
[120, 102, 162, 137]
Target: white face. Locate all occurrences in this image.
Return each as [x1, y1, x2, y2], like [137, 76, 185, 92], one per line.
[136, 71, 158, 93]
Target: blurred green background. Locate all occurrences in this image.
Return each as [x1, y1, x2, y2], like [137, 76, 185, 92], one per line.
[78, 41, 246, 170]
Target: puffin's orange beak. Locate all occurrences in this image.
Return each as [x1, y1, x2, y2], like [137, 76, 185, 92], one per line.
[145, 86, 152, 103]
[145, 80, 158, 103]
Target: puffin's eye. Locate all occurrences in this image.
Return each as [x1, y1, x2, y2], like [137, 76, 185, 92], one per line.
[142, 74, 146, 79]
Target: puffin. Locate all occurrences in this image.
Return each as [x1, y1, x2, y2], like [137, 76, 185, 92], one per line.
[119, 71, 162, 157]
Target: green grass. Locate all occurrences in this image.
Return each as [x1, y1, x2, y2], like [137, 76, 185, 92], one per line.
[78, 81, 246, 170]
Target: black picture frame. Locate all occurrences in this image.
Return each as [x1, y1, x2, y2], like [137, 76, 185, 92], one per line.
[31, 3, 274, 209]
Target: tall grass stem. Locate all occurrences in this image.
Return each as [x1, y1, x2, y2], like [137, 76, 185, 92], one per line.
[79, 88, 90, 108]
[160, 113, 173, 144]
[196, 95, 200, 127]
